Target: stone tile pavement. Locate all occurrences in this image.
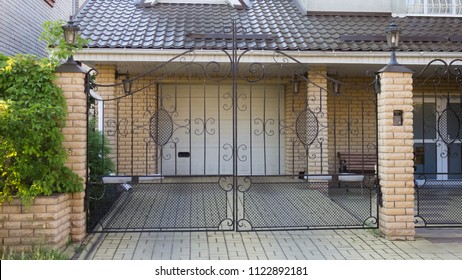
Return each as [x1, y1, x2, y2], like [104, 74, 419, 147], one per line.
[75, 228, 462, 260]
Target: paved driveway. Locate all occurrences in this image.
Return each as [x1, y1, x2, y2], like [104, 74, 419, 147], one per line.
[76, 228, 462, 260]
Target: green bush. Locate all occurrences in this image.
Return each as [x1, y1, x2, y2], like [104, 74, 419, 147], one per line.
[0, 54, 83, 204]
[88, 116, 115, 181]
[0, 20, 89, 204]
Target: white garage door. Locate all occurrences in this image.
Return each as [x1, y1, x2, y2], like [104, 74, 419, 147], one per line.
[158, 83, 285, 175]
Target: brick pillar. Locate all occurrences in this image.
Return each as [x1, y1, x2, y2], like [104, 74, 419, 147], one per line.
[285, 67, 329, 175]
[94, 64, 118, 173]
[55, 62, 87, 242]
[306, 67, 329, 174]
[285, 75, 307, 175]
[377, 67, 415, 240]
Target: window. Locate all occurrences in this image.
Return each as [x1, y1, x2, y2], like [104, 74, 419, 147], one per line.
[413, 98, 462, 180]
[407, 0, 462, 16]
[44, 0, 56, 7]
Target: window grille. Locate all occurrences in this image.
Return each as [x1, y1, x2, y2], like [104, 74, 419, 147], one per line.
[407, 0, 462, 15]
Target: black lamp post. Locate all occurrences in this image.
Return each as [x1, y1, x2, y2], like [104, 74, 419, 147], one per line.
[62, 18, 79, 45]
[385, 21, 400, 65]
[377, 20, 412, 90]
[62, 17, 79, 64]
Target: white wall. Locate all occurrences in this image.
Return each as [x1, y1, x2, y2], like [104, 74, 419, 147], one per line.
[298, 0, 406, 15]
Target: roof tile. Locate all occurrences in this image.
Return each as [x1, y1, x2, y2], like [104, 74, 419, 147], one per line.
[75, 0, 462, 52]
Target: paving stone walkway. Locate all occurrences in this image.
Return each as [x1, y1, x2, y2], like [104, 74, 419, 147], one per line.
[77, 228, 462, 260]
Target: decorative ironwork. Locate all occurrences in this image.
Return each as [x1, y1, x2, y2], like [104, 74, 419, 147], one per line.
[87, 181, 232, 232]
[438, 105, 461, 145]
[149, 109, 173, 146]
[236, 177, 378, 231]
[415, 178, 462, 227]
[413, 59, 462, 227]
[85, 19, 379, 233]
[296, 108, 319, 147]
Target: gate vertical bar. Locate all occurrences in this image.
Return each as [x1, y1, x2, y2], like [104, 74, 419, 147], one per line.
[232, 19, 238, 229]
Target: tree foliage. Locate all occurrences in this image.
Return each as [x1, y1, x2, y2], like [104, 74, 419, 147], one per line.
[39, 19, 89, 68]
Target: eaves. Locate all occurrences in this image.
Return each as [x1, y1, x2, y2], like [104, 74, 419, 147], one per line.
[74, 48, 462, 67]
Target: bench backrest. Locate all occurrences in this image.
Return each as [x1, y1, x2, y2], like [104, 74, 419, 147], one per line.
[338, 152, 376, 174]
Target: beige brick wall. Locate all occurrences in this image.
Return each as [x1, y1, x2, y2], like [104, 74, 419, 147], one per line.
[94, 66, 158, 176]
[55, 71, 86, 242]
[377, 71, 415, 241]
[284, 78, 307, 175]
[55, 72, 87, 181]
[327, 77, 377, 173]
[115, 77, 158, 175]
[306, 67, 329, 174]
[93, 65, 119, 175]
[0, 194, 73, 252]
[284, 67, 330, 175]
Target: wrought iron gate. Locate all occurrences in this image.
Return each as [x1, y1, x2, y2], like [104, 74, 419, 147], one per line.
[85, 26, 379, 233]
[413, 59, 462, 227]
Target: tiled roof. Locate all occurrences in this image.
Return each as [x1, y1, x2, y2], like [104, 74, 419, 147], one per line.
[75, 0, 462, 52]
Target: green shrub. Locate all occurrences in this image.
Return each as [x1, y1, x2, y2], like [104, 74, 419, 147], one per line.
[88, 116, 115, 181]
[0, 54, 83, 204]
[0, 20, 89, 204]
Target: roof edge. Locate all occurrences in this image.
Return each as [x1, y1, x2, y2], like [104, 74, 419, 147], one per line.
[137, 0, 248, 9]
[307, 11, 391, 17]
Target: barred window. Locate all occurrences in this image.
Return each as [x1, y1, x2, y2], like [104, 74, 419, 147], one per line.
[407, 0, 462, 15]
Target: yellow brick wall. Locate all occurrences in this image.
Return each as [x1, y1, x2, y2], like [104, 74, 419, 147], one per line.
[93, 65, 119, 176]
[306, 67, 329, 174]
[114, 77, 158, 175]
[327, 77, 378, 173]
[284, 79, 307, 175]
[284, 67, 330, 175]
[55, 72, 87, 181]
[94, 66, 159, 176]
[0, 194, 76, 252]
[55, 71, 86, 242]
[378, 71, 415, 241]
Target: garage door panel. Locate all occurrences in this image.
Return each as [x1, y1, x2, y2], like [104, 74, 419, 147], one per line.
[159, 83, 284, 175]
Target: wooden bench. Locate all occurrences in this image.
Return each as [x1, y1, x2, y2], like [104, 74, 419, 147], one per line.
[337, 152, 376, 174]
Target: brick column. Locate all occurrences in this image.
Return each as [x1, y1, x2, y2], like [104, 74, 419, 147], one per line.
[94, 65, 118, 173]
[285, 67, 329, 175]
[55, 62, 87, 242]
[285, 75, 307, 175]
[306, 67, 329, 174]
[377, 67, 415, 240]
